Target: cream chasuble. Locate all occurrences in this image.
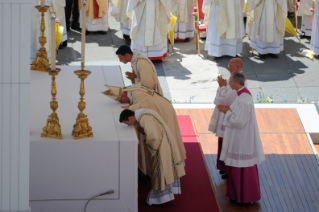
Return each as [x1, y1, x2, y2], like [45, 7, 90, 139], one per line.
[138, 109, 185, 190]
[171, 0, 194, 24]
[246, 0, 287, 43]
[131, 51, 163, 95]
[127, 0, 171, 47]
[79, 0, 107, 19]
[298, 0, 315, 17]
[124, 83, 186, 161]
[203, 0, 244, 40]
[111, 0, 131, 30]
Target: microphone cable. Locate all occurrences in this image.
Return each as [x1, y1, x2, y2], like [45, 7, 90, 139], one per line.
[84, 190, 114, 212]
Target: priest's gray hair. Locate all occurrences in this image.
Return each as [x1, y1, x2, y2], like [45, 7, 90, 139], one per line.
[231, 73, 245, 86]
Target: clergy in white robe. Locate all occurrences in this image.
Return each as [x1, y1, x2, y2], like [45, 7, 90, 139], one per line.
[120, 109, 185, 205]
[79, 0, 109, 33]
[202, 0, 245, 58]
[246, 0, 287, 58]
[311, 0, 319, 54]
[171, 0, 194, 41]
[127, 0, 171, 60]
[298, 0, 315, 37]
[110, 0, 132, 44]
[209, 59, 246, 178]
[218, 73, 265, 204]
[116, 45, 163, 95]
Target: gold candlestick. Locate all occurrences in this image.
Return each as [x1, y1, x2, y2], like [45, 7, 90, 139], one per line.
[41, 68, 63, 139]
[31, 5, 50, 71]
[72, 63, 93, 139]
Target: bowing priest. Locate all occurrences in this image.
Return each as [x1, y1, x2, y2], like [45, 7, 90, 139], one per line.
[209, 58, 246, 179]
[120, 109, 185, 205]
[246, 0, 287, 59]
[116, 45, 163, 95]
[79, 0, 109, 34]
[218, 72, 265, 204]
[202, 0, 245, 58]
[171, 0, 194, 41]
[127, 0, 171, 60]
[110, 0, 131, 45]
[102, 82, 186, 175]
[310, 0, 319, 54]
[298, 0, 315, 37]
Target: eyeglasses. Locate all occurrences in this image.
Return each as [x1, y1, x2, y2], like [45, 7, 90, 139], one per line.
[228, 65, 236, 68]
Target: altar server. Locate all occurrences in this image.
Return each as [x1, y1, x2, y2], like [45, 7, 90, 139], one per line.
[120, 109, 185, 205]
[209, 58, 246, 179]
[298, 0, 315, 37]
[202, 0, 245, 58]
[171, 0, 194, 41]
[217, 73, 265, 204]
[127, 0, 171, 60]
[246, 0, 287, 59]
[110, 0, 131, 44]
[310, 0, 319, 54]
[79, 0, 109, 33]
[116, 45, 163, 95]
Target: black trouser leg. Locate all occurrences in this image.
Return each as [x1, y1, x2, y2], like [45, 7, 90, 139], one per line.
[65, 0, 73, 31]
[71, 0, 79, 26]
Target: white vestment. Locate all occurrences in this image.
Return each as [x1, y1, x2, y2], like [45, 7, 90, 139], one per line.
[171, 0, 194, 40]
[110, 0, 131, 35]
[209, 78, 246, 137]
[298, 0, 314, 36]
[79, 0, 109, 32]
[203, 0, 244, 57]
[127, 0, 171, 58]
[246, 0, 286, 54]
[220, 87, 265, 167]
[310, 0, 319, 54]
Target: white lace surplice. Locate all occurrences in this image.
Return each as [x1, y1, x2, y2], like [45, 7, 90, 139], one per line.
[220, 93, 265, 168]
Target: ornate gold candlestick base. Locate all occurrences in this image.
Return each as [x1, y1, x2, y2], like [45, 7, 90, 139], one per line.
[72, 64, 93, 139]
[31, 5, 50, 71]
[41, 68, 63, 139]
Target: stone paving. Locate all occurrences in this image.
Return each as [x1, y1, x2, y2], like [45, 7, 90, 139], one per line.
[57, 11, 319, 106]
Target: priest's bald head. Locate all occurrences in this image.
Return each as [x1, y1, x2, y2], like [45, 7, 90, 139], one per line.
[119, 109, 137, 126]
[116, 45, 133, 64]
[228, 58, 243, 73]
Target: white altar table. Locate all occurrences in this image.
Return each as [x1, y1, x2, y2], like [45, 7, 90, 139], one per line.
[29, 66, 138, 212]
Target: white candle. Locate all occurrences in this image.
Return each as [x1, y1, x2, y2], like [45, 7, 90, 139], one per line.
[51, 13, 56, 70]
[40, 0, 45, 7]
[81, 1, 87, 66]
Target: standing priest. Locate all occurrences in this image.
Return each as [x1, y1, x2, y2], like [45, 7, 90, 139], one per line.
[311, 0, 319, 54]
[246, 0, 287, 59]
[217, 72, 265, 204]
[127, 0, 171, 60]
[171, 0, 194, 41]
[116, 45, 163, 95]
[298, 0, 315, 38]
[119, 109, 185, 205]
[202, 0, 245, 58]
[110, 0, 131, 45]
[79, 0, 109, 34]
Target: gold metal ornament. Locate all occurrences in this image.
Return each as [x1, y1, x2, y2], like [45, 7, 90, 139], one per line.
[72, 63, 93, 139]
[31, 5, 50, 71]
[41, 68, 63, 139]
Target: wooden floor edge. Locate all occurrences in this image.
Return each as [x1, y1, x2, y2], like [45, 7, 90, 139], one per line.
[189, 115, 222, 212]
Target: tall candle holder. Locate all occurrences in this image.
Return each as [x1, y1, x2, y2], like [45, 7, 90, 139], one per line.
[72, 63, 93, 139]
[31, 5, 50, 71]
[41, 68, 63, 139]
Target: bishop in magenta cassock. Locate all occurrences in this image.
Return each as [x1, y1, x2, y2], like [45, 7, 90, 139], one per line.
[217, 72, 265, 204]
[208, 59, 246, 179]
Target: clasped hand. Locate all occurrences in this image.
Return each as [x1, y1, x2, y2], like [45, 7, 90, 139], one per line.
[217, 105, 230, 113]
[125, 71, 137, 81]
[217, 75, 227, 87]
[136, 123, 145, 135]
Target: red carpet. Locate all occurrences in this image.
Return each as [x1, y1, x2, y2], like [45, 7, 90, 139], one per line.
[138, 115, 220, 211]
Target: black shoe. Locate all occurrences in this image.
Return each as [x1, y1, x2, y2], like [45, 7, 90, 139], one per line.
[259, 54, 266, 59]
[62, 40, 67, 47]
[85, 30, 91, 35]
[229, 198, 237, 204]
[268, 53, 278, 58]
[97, 31, 107, 35]
[123, 34, 131, 45]
[200, 37, 206, 40]
[71, 23, 80, 30]
[219, 171, 226, 175]
[221, 173, 228, 179]
[58, 45, 64, 49]
[184, 38, 190, 42]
